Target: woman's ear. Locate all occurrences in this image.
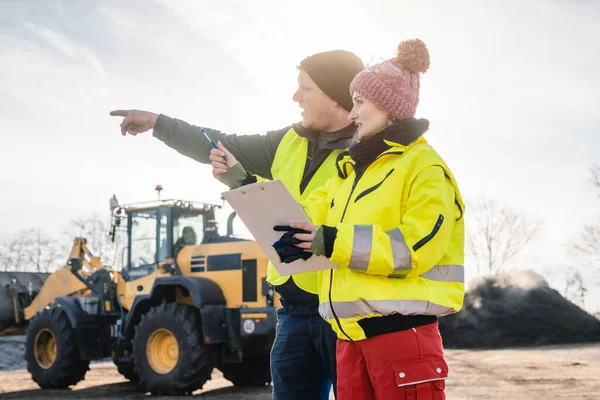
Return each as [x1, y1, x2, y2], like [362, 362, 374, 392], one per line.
[387, 116, 399, 126]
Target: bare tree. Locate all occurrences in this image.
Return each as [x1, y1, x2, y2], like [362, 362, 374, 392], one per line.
[466, 196, 542, 275]
[0, 229, 64, 272]
[0, 213, 118, 273]
[0, 232, 29, 272]
[26, 229, 64, 272]
[567, 165, 600, 268]
[62, 213, 117, 265]
[568, 224, 600, 268]
[575, 272, 587, 310]
[563, 271, 587, 309]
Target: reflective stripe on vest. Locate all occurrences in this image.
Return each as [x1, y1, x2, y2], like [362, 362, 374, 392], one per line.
[421, 264, 464, 283]
[319, 298, 457, 321]
[348, 225, 371, 271]
[346, 221, 464, 283]
[386, 228, 412, 278]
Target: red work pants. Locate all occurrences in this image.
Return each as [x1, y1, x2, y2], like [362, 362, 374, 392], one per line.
[336, 322, 448, 399]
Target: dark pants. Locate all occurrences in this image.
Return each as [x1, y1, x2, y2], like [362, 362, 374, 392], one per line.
[270, 306, 338, 400]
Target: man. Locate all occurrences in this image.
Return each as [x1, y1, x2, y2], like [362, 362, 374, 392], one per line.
[111, 49, 364, 399]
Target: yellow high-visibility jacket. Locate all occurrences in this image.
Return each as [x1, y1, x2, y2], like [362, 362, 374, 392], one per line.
[303, 135, 465, 341]
[265, 128, 350, 294]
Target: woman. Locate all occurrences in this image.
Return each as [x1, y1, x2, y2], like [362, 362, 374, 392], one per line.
[283, 38, 466, 400]
[212, 39, 465, 399]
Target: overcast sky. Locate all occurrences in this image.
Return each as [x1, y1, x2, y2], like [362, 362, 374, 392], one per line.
[1, 0, 599, 310]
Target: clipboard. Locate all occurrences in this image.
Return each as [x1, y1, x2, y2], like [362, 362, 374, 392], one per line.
[222, 180, 337, 276]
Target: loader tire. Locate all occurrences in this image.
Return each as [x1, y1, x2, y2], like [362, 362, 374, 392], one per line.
[113, 359, 138, 382]
[25, 307, 89, 389]
[220, 355, 271, 386]
[133, 303, 213, 395]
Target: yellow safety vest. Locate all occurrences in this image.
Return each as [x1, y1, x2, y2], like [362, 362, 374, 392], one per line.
[266, 128, 349, 294]
[302, 137, 466, 340]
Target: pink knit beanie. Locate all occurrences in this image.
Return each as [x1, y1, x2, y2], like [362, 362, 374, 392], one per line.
[350, 39, 430, 120]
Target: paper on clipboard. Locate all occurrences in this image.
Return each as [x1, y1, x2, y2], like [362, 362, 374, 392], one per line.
[221, 180, 337, 276]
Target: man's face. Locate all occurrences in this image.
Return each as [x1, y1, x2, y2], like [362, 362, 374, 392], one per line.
[292, 69, 338, 131]
[182, 228, 196, 245]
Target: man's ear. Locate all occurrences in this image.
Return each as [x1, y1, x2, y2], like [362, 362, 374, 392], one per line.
[332, 100, 345, 110]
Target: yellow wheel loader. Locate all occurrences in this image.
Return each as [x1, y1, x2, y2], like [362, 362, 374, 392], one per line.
[23, 198, 276, 395]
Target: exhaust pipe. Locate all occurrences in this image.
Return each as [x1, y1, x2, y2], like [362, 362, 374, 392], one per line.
[226, 212, 237, 237]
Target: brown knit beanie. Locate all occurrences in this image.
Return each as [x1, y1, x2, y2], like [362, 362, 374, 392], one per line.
[350, 39, 430, 120]
[299, 50, 365, 112]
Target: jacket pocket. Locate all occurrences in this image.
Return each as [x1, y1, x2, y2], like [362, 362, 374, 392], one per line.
[354, 168, 395, 203]
[412, 214, 444, 251]
[394, 359, 448, 387]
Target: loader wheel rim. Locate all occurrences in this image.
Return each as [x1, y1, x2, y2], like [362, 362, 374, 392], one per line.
[34, 328, 57, 369]
[146, 328, 179, 374]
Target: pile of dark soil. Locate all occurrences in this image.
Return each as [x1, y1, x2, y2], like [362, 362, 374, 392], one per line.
[439, 270, 600, 348]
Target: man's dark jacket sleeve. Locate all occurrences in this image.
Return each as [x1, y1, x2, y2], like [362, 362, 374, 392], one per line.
[153, 114, 290, 180]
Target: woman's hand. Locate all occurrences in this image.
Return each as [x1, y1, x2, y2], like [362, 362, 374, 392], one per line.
[210, 141, 237, 180]
[290, 222, 319, 249]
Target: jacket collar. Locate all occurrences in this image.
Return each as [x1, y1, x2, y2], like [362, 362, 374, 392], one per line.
[380, 118, 429, 147]
[292, 122, 357, 150]
[336, 118, 429, 178]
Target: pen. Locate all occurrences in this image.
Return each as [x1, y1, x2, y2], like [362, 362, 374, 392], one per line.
[201, 128, 226, 162]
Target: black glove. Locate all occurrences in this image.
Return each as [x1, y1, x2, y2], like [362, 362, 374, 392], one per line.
[272, 225, 313, 263]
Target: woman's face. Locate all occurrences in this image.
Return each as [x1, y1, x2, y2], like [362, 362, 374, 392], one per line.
[348, 91, 390, 140]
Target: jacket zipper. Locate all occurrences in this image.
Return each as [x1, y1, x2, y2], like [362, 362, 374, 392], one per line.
[339, 175, 360, 223]
[412, 214, 444, 251]
[354, 168, 395, 203]
[376, 150, 404, 160]
[329, 173, 363, 342]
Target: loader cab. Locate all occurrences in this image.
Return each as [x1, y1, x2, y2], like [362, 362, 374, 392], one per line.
[112, 200, 220, 280]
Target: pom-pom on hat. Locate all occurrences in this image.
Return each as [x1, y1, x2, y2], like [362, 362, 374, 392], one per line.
[350, 39, 430, 120]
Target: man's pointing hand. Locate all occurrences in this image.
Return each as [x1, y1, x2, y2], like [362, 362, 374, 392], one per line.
[110, 109, 159, 136]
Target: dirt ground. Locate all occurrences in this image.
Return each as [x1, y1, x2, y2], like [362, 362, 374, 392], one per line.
[0, 342, 599, 399]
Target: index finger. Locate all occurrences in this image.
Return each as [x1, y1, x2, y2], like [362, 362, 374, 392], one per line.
[209, 148, 225, 157]
[291, 222, 313, 231]
[217, 141, 229, 153]
[110, 109, 129, 117]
